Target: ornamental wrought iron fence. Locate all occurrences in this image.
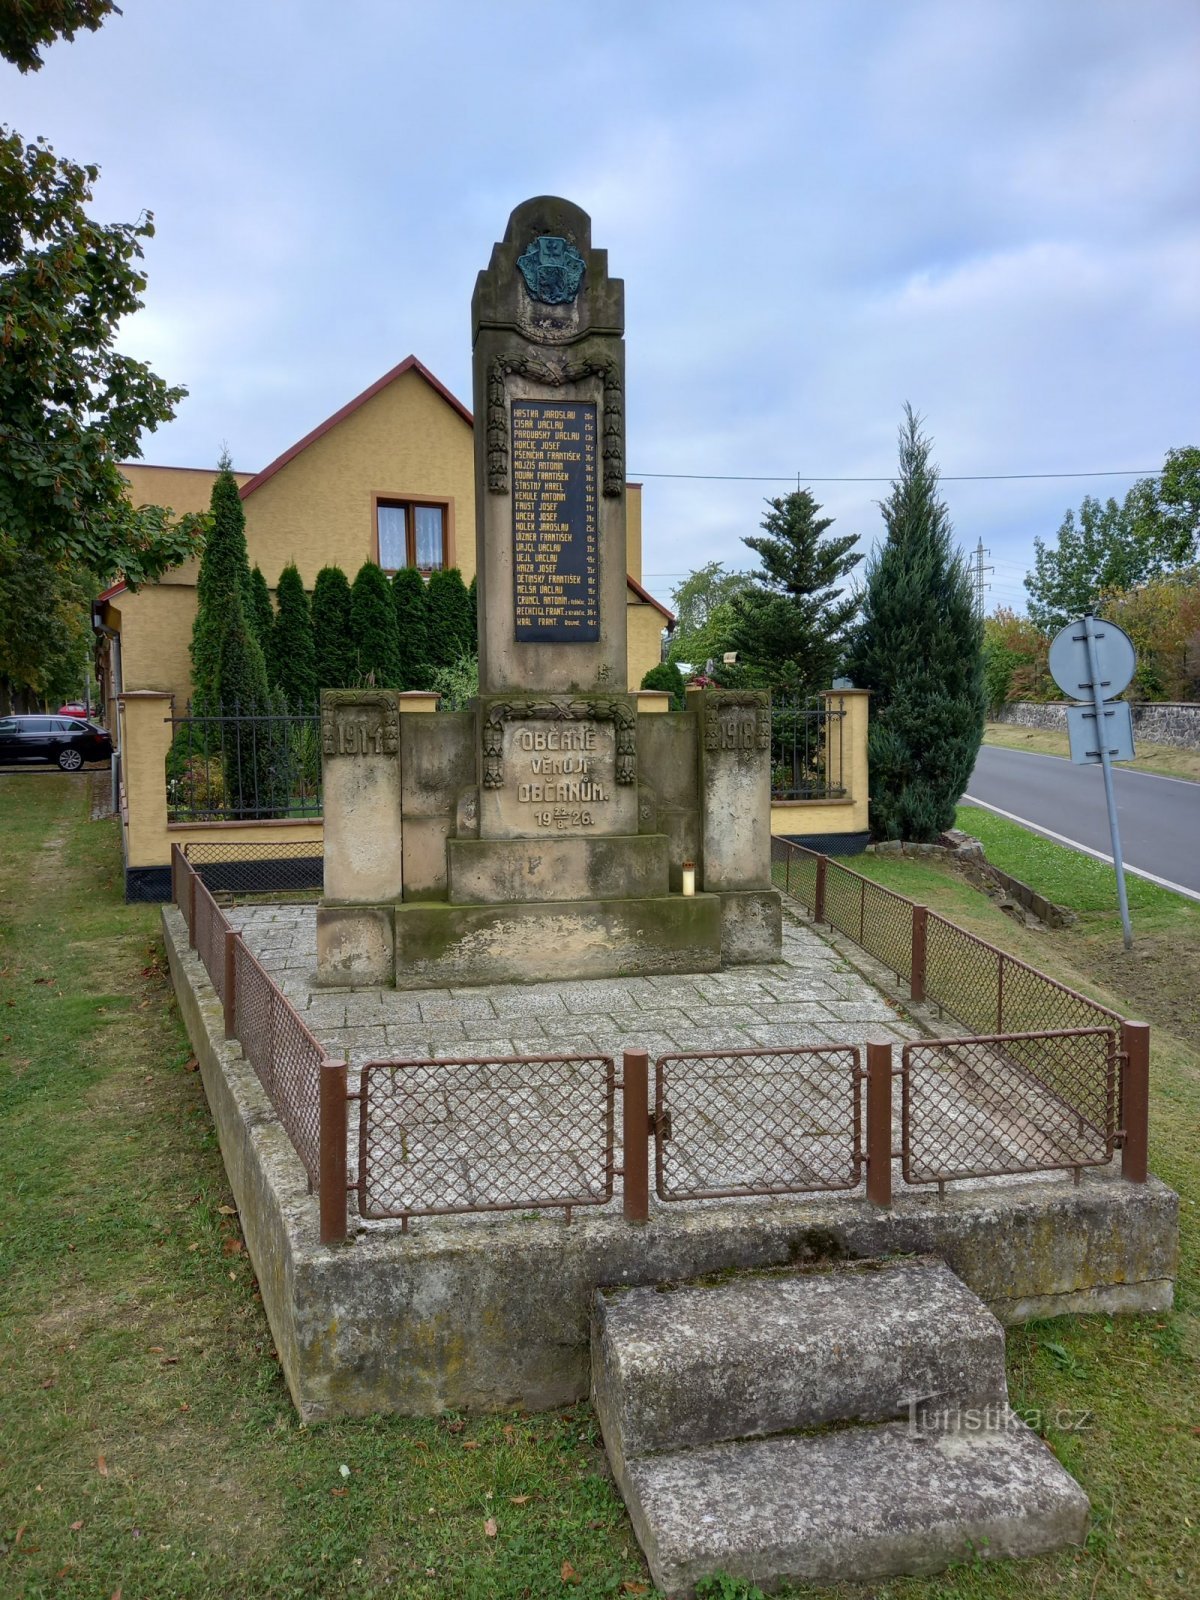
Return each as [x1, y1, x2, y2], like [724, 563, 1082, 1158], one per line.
[769, 693, 845, 801]
[166, 698, 322, 822]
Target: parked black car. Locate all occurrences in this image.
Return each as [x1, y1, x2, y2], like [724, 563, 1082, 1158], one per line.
[0, 715, 114, 770]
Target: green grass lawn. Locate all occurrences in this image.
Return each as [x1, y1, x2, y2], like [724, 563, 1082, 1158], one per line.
[2, 777, 1197, 1598]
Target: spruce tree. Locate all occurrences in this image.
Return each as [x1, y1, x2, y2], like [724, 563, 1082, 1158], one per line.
[392, 565, 431, 690]
[350, 561, 401, 687]
[215, 590, 271, 817]
[247, 564, 275, 674]
[312, 565, 355, 690]
[727, 491, 861, 692]
[844, 406, 985, 842]
[426, 567, 474, 669]
[271, 563, 318, 708]
[189, 453, 252, 712]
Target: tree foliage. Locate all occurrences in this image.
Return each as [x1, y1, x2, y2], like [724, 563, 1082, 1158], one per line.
[214, 591, 270, 817]
[189, 460, 251, 713]
[425, 568, 474, 671]
[981, 609, 1053, 712]
[640, 660, 687, 709]
[391, 565, 431, 691]
[1024, 447, 1200, 633]
[350, 562, 400, 687]
[666, 561, 749, 669]
[311, 565, 355, 691]
[0, 128, 200, 586]
[272, 563, 317, 708]
[247, 564, 274, 672]
[0, 545, 90, 708]
[0, 1, 118, 73]
[727, 492, 862, 691]
[845, 406, 985, 842]
[1100, 570, 1200, 701]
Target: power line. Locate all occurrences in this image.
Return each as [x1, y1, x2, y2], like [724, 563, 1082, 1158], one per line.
[631, 468, 1158, 484]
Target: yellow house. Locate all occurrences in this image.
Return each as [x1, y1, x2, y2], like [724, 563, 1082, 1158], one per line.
[94, 355, 673, 727]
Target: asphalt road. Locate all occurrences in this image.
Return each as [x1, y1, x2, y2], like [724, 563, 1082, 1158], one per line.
[963, 744, 1200, 898]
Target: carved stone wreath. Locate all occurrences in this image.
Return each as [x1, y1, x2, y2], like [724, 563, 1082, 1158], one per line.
[481, 697, 636, 790]
[487, 352, 623, 497]
[702, 691, 772, 753]
[321, 690, 400, 758]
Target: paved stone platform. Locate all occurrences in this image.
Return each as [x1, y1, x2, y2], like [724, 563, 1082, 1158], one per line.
[227, 901, 918, 1065]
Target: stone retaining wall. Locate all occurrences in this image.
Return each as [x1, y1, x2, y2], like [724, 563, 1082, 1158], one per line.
[996, 700, 1200, 750]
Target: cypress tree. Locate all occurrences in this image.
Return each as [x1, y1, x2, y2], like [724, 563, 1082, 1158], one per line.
[844, 405, 985, 842]
[312, 565, 355, 690]
[466, 573, 479, 654]
[350, 561, 401, 687]
[189, 453, 252, 713]
[426, 567, 474, 669]
[247, 564, 275, 675]
[215, 590, 271, 817]
[392, 565, 431, 690]
[272, 562, 318, 708]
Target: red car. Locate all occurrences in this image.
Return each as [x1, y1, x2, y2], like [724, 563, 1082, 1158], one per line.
[58, 702, 90, 718]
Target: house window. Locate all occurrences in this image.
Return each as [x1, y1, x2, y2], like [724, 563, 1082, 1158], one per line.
[376, 500, 446, 572]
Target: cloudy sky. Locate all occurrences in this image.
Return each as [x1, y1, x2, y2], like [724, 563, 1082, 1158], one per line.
[7, 0, 1198, 613]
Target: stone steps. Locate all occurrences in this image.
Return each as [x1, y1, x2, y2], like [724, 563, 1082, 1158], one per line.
[592, 1259, 1089, 1595]
[622, 1413, 1090, 1594]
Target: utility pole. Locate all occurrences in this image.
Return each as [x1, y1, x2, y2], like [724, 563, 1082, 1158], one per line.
[971, 539, 993, 619]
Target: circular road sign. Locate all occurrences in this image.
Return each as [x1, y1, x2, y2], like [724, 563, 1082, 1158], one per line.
[1048, 616, 1136, 702]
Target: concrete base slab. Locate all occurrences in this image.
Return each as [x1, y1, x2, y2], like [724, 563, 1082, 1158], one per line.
[592, 1259, 1008, 1466]
[163, 907, 1179, 1422]
[623, 1413, 1090, 1595]
[392, 892, 722, 988]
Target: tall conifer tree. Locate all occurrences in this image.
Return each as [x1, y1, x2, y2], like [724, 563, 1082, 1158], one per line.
[350, 561, 401, 687]
[392, 565, 431, 690]
[844, 406, 985, 841]
[215, 589, 271, 816]
[425, 567, 474, 670]
[312, 565, 355, 690]
[272, 563, 318, 707]
[727, 491, 861, 691]
[189, 454, 251, 712]
[247, 565, 275, 675]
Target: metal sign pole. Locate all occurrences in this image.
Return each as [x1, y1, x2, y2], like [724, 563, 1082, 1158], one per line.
[1082, 613, 1133, 950]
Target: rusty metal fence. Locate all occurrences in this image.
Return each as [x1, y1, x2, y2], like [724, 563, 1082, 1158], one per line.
[356, 1055, 615, 1228]
[771, 837, 1120, 1033]
[901, 1029, 1119, 1189]
[653, 1047, 864, 1201]
[168, 845, 1152, 1244]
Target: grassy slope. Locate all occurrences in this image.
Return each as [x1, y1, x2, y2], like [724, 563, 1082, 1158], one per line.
[1, 778, 1195, 1598]
[983, 721, 1200, 784]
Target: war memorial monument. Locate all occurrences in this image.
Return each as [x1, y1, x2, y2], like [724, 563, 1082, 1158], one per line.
[161, 199, 1179, 1595]
[314, 196, 781, 989]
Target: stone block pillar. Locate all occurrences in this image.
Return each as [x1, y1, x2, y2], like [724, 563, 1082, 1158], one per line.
[688, 687, 781, 963]
[316, 691, 402, 987]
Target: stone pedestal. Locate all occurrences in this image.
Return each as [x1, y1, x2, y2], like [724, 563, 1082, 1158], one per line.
[316, 691, 403, 987]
